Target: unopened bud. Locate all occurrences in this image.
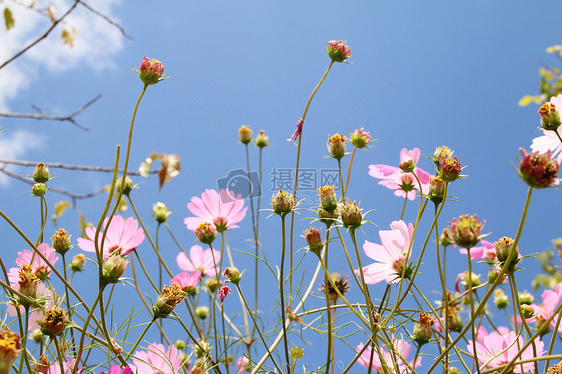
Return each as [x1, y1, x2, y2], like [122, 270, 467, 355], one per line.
[399, 157, 415, 172]
[51, 229, 72, 255]
[327, 134, 347, 159]
[102, 255, 128, 285]
[429, 176, 447, 204]
[413, 312, 434, 345]
[238, 125, 253, 144]
[289, 344, 304, 360]
[32, 183, 47, 197]
[196, 306, 209, 320]
[38, 306, 67, 337]
[193, 340, 211, 358]
[338, 199, 363, 229]
[116, 176, 133, 196]
[33, 163, 50, 183]
[152, 202, 171, 223]
[317, 185, 338, 213]
[522, 304, 535, 319]
[175, 340, 186, 350]
[493, 289, 509, 309]
[222, 267, 241, 285]
[539, 101, 561, 131]
[440, 228, 452, 247]
[350, 127, 371, 149]
[206, 277, 220, 293]
[195, 222, 217, 245]
[495, 236, 518, 263]
[271, 189, 295, 216]
[304, 227, 323, 256]
[70, 253, 85, 272]
[254, 130, 269, 148]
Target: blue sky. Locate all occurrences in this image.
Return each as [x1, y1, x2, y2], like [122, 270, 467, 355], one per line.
[2, 1, 562, 371]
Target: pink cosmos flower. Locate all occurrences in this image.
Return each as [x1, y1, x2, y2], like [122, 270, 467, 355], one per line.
[46, 359, 82, 374]
[467, 326, 544, 373]
[184, 189, 247, 232]
[524, 283, 562, 332]
[368, 148, 431, 200]
[130, 343, 181, 374]
[176, 245, 221, 277]
[77, 215, 145, 259]
[100, 365, 132, 374]
[287, 118, 304, 144]
[218, 284, 232, 301]
[9, 243, 58, 282]
[236, 356, 250, 372]
[531, 129, 562, 162]
[7, 281, 54, 330]
[458, 239, 496, 260]
[356, 339, 421, 372]
[170, 271, 201, 292]
[358, 220, 414, 284]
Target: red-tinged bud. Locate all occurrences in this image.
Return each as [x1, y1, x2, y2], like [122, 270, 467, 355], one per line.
[519, 148, 559, 189]
[326, 40, 351, 62]
[448, 214, 484, 250]
[238, 125, 253, 144]
[303, 227, 323, 255]
[399, 157, 415, 172]
[38, 306, 67, 337]
[137, 57, 165, 86]
[350, 127, 371, 149]
[33, 163, 50, 183]
[440, 228, 452, 247]
[338, 199, 363, 229]
[195, 222, 217, 245]
[31, 355, 49, 374]
[327, 133, 347, 160]
[438, 155, 462, 182]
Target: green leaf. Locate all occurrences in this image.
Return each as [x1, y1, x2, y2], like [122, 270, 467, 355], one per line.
[52, 201, 70, 225]
[4, 7, 14, 30]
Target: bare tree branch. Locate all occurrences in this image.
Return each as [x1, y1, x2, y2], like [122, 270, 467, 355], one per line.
[79, 1, 133, 40]
[0, 0, 81, 71]
[0, 159, 158, 175]
[0, 94, 102, 131]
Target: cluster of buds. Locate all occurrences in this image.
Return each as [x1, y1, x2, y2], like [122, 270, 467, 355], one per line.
[33, 163, 50, 183]
[102, 255, 128, 285]
[326, 40, 351, 63]
[338, 199, 363, 229]
[538, 95, 562, 131]
[136, 57, 165, 86]
[518, 148, 559, 189]
[152, 202, 172, 223]
[38, 306, 67, 338]
[271, 189, 295, 216]
[51, 229, 72, 255]
[350, 127, 372, 149]
[0, 330, 21, 374]
[254, 130, 269, 148]
[413, 312, 434, 345]
[195, 222, 217, 245]
[448, 214, 484, 249]
[238, 125, 253, 144]
[153, 283, 186, 319]
[327, 133, 347, 160]
[303, 227, 323, 256]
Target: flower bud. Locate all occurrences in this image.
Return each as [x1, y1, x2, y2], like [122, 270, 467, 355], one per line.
[433, 146, 454, 167]
[494, 236, 518, 263]
[33, 163, 50, 183]
[193, 340, 211, 359]
[449, 368, 460, 374]
[304, 227, 323, 256]
[439, 228, 452, 247]
[493, 289, 509, 309]
[254, 130, 269, 148]
[70, 253, 85, 272]
[438, 155, 462, 182]
[17, 265, 39, 305]
[222, 267, 241, 285]
[338, 199, 363, 229]
[206, 277, 220, 293]
[317, 207, 338, 227]
[326, 40, 351, 63]
[30, 329, 44, 344]
[196, 306, 209, 320]
[448, 214, 484, 249]
[115, 176, 133, 196]
[399, 157, 415, 173]
[522, 304, 535, 319]
[327, 133, 347, 159]
[102, 255, 128, 285]
[175, 340, 186, 350]
[519, 148, 559, 189]
[38, 306, 67, 337]
[350, 127, 371, 149]
[271, 189, 295, 216]
[137, 57, 165, 86]
[519, 290, 534, 305]
[31, 354, 49, 374]
[428, 176, 447, 205]
[195, 222, 217, 245]
[31, 183, 47, 197]
[289, 344, 304, 360]
[51, 229, 72, 255]
[111, 339, 123, 355]
[238, 125, 253, 144]
[488, 265, 507, 285]
[218, 284, 231, 302]
[152, 202, 172, 223]
[413, 312, 434, 345]
[317, 185, 338, 213]
[539, 101, 561, 131]
[0, 330, 20, 374]
[153, 283, 186, 319]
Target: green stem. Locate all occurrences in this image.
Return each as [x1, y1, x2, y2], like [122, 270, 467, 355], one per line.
[466, 248, 480, 374]
[124, 319, 155, 361]
[337, 158, 346, 201]
[279, 215, 291, 372]
[321, 229, 333, 374]
[349, 229, 375, 328]
[343, 147, 358, 195]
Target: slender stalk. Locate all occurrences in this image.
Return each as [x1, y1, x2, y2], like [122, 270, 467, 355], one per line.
[279, 215, 291, 372]
[349, 229, 374, 328]
[343, 146, 358, 195]
[321, 229, 333, 374]
[466, 248, 480, 374]
[124, 320, 155, 361]
[337, 158, 346, 200]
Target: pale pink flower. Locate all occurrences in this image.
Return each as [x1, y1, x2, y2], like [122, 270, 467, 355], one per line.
[184, 189, 247, 232]
[218, 284, 232, 301]
[356, 339, 421, 372]
[467, 326, 544, 373]
[9, 243, 58, 282]
[170, 271, 201, 292]
[176, 245, 221, 277]
[287, 118, 303, 143]
[358, 220, 414, 284]
[236, 356, 250, 372]
[369, 148, 431, 200]
[7, 281, 54, 330]
[525, 283, 562, 332]
[101, 365, 132, 374]
[77, 215, 145, 259]
[458, 239, 496, 260]
[531, 128, 562, 163]
[130, 343, 181, 374]
[47, 359, 82, 374]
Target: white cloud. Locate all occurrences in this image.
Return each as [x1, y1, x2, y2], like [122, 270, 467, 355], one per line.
[0, 130, 45, 186]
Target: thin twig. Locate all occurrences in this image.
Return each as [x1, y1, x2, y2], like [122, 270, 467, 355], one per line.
[79, 1, 133, 40]
[0, 158, 156, 175]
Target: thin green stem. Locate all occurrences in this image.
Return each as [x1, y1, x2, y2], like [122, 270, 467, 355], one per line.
[321, 229, 333, 374]
[337, 158, 346, 200]
[279, 215, 291, 372]
[349, 229, 374, 328]
[124, 319, 155, 361]
[466, 248, 480, 374]
[343, 146, 358, 195]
